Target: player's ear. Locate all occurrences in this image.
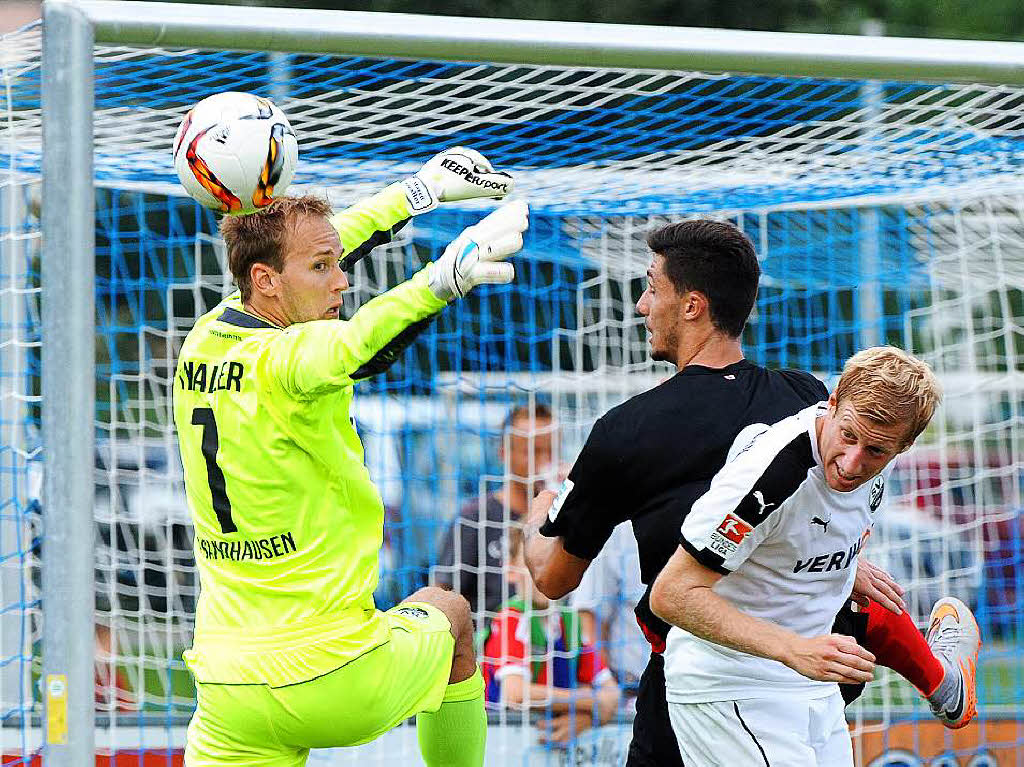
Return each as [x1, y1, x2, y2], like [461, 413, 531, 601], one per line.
[682, 289, 709, 322]
[250, 261, 280, 298]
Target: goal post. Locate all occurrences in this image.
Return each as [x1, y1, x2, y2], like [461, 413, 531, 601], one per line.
[40, 2, 95, 764]
[22, 1, 1024, 764]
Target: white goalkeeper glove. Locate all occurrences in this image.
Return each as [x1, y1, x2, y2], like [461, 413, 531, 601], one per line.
[402, 146, 514, 215]
[427, 200, 529, 301]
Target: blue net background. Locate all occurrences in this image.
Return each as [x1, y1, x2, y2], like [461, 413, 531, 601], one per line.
[1, 21, 1023, 765]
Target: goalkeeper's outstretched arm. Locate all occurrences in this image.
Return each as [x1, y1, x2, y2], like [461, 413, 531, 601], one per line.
[265, 200, 529, 398]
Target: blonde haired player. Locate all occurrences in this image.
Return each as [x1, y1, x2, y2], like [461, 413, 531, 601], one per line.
[650, 346, 979, 767]
[174, 148, 525, 767]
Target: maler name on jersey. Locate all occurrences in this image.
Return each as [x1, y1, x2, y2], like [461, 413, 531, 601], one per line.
[178, 358, 245, 394]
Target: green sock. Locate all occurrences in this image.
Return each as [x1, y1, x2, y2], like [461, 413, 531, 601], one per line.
[416, 667, 487, 767]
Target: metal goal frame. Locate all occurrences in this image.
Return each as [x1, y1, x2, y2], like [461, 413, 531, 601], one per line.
[39, 1, 1024, 762]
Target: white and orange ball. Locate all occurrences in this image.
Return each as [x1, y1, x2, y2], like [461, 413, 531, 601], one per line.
[172, 91, 298, 215]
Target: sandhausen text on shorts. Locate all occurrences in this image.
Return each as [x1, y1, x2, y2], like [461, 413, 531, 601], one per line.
[198, 531, 297, 561]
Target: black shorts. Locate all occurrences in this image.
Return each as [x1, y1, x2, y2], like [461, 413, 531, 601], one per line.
[625, 600, 870, 766]
[832, 599, 870, 705]
[626, 651, 684, 767]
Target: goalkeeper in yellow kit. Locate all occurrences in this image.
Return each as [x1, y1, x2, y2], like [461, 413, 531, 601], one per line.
[173, 148, 527, 767]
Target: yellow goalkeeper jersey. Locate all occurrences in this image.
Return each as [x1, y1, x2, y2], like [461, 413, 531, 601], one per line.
[174, 184, 446, 687]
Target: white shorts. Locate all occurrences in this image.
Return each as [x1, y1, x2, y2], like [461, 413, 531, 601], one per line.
[668, 690, 852, 767]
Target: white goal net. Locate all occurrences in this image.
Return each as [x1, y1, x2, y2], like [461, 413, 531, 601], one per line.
[2, 11, 1022, 765]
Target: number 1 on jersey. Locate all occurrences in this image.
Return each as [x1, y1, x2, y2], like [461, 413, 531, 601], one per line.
[191, 407, 238, 534]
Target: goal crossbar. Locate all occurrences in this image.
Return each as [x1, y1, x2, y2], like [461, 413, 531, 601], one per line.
[69, 0, 1024, 83]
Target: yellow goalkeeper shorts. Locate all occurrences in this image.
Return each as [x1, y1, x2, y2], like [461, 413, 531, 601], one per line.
[184, 602, 454, 767]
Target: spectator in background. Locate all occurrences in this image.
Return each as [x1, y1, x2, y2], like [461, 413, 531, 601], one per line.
[434, 403, 555, 616]
[482, 528, 621, 744]
[571, 522, 648, 693]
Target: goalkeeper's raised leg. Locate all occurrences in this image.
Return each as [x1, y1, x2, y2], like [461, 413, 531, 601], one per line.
[173, 148, 525, 767]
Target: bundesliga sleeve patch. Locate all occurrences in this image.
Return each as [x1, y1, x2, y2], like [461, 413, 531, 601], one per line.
[708, 513, 753, 557]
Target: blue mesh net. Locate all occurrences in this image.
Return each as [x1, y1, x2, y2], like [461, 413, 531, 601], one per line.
[6, 44, 1024, 217]
[0, 168, 42, 756]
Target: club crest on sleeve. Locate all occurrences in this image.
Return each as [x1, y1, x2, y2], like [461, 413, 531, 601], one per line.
[394, 606, 430, 621]
[869, 476, 885, 512]
[715, 514, 753, 544]
[547, 478, 574, 523]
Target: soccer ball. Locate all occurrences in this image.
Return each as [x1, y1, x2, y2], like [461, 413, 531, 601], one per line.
[172, 92, 298, 215]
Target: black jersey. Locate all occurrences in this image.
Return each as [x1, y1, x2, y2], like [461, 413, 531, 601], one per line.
[541, 358, 827, 647]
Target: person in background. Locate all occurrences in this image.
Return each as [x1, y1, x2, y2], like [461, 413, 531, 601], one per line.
[434, 403, 555, 616]
[482, 528, 621, 745]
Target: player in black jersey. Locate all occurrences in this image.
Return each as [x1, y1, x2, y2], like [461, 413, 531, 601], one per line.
[522, 221, 973, 765]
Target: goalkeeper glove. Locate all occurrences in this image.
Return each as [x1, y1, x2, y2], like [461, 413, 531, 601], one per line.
[427, 200, 529, 301]
[403, 147, 514, 215]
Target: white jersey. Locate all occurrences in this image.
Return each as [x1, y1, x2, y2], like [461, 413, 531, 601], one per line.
[664, 403, 890, 703]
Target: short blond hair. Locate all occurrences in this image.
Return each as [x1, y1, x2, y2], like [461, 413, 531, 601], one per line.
[833, 346, 942, 447]
[220, 195, 333, 302]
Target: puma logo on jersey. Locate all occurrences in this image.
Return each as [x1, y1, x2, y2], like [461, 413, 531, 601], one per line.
[811, 516, 829, 532]
[752, 490, 776, 516]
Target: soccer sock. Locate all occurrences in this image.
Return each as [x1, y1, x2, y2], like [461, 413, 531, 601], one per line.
[416, 666, 487, 767]
[864, 599, 946, 697]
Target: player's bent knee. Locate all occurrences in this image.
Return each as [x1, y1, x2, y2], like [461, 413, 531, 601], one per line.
[401, 588, 475, 684]
[402, 587, 471, 641]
